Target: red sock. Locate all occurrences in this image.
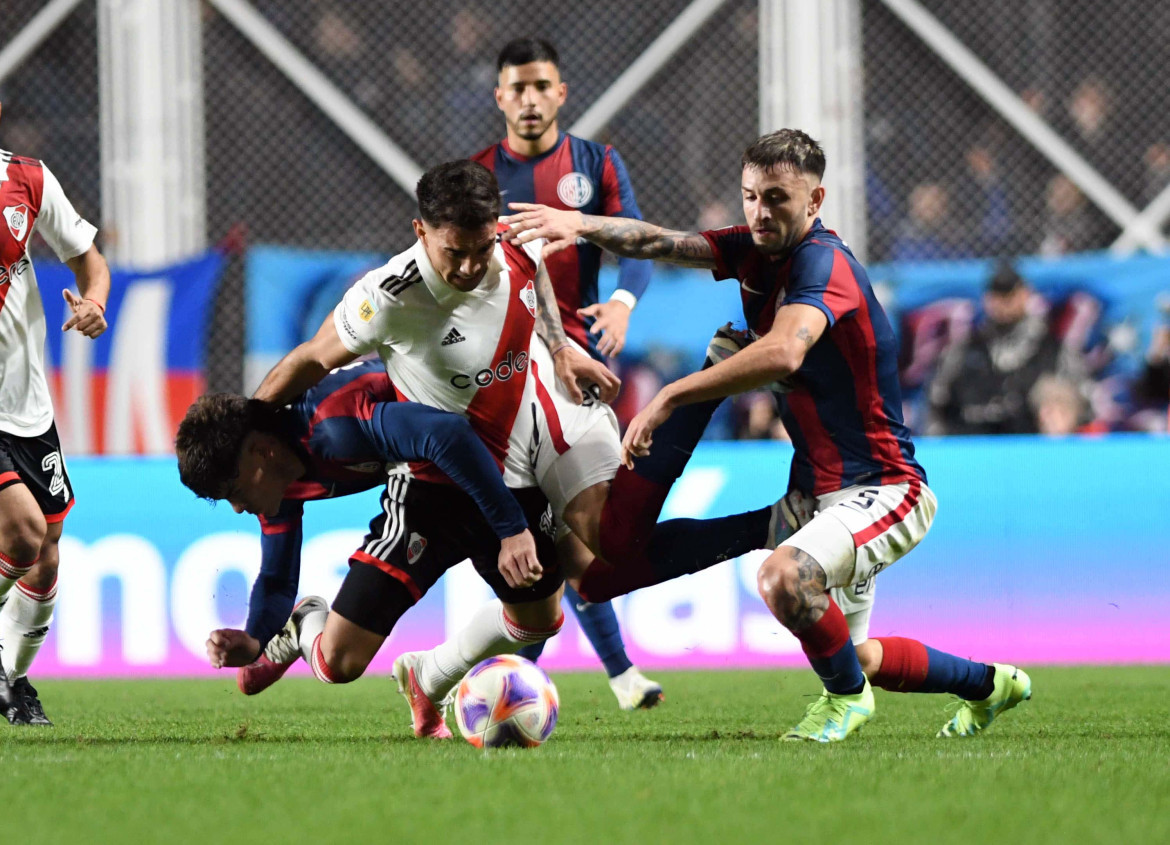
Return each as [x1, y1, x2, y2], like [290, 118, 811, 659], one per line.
[871, 636, 930, 692]
[576, 556, 656, 603]
[794, 599, 852, 659]
[310, 634, 338, 684]
[598, 467, 670, 563]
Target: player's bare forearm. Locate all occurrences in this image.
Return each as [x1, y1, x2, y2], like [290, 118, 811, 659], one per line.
[580, 216, 716, 268]
[659, 336, 798, 410]
[254, 316, 358, 405]
[254, 348, 331, 406]
[66, 244, 111, 307]
[532, 262, 570, 350]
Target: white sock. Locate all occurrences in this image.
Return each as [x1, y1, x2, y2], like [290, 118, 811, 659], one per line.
[296, 608, 329, 663]
[417, 600, 563, 701]
[0, 551, 34, 606]
[0, 579, 57, 682]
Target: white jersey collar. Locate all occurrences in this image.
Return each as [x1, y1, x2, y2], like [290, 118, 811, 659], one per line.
[412, 238, 502, 308]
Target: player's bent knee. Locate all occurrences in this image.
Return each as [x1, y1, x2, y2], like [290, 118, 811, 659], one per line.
[312, 637, 367, 684]
[756, 550, 801, 601]
[1, 513, 48, 565]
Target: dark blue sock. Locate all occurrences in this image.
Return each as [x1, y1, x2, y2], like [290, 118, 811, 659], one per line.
[631, 397, 723, 486]
[807, 638, 868, 695]
[797, 601, 867, 695]
[565, 584, 632, 678]
[645, 507, 771, 582]
[922, 647, 995, 700]
[517, 640, 546, 663]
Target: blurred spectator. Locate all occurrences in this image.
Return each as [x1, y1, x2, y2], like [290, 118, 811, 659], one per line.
[1067, 78, 1112, 152]
[953, 142, 1012, 255]
[440, 7, 500, 156]
[891, 182, 964, 261]
[1038, 174, 1105, 255]
[733, 391, 789, 441]
[1130, 310, 1170, 432]
[1140, 142, 1170, 206]
[927, 264, 1089, 435]
[695, 200, 736, 232]
[1030, 374, 1087, 436]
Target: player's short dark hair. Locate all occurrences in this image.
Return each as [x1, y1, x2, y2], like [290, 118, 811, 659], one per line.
[497, 38, 559, 72]
[416, 160, 501, 230]
[175, 393, 283, 501]
[742, 129, 826, 180]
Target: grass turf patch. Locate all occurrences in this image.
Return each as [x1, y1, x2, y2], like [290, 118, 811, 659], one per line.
[3, 666, 1166, 844]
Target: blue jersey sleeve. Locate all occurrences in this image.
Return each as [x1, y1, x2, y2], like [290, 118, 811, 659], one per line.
[602, 148, 652, 301]
[246, 500, 305, 650]
[699, 226, 755, 282]
[782, 242, 861, 328]
[360, 402, 529, 538]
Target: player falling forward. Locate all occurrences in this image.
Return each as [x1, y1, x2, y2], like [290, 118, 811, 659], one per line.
[503, 129, 1031, 742]
[473, 37, 659, 708]
[0, 103, 111, 725]
[177, 361, 565, 739]
[253, 160, 795, 728]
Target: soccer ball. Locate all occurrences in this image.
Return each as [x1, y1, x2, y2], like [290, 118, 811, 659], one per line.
[454, 654, 559, 748]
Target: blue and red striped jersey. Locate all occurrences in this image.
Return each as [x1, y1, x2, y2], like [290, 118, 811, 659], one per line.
[245, 359, 528, 647]
[472, 132, 651, 357]
[701, 219, 926, 496]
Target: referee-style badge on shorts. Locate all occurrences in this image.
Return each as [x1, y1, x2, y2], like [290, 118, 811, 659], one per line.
[556, 172, 594, 208]
[406, 532, 428, 565]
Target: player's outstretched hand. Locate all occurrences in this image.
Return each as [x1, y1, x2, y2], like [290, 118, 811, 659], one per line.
[206, 628, 261, 669]
[551, 344, 620, 404]
[620, 391, 675, 469]
[579, 300, 631, 357]
[501, 203, 585, 259]
[62, 289, 108, 338]
[498, 529, 542, 589]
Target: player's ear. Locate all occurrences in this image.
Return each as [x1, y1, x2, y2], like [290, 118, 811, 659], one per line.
[809, 183, 826, 216]
[411, 218, 426, 242]
[494, 86, 505, 112]
[558, 82, 567, 105]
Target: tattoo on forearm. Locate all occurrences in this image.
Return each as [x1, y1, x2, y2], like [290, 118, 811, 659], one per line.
[532, 265, 568, 348]
[796, 326, 815, 349]
[584, 216, 714, 268]
[789, 549, 829, 630]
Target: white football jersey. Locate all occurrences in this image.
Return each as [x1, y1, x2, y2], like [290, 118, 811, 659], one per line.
[0, 152, 98, 437]
[335, 234, 546, 488]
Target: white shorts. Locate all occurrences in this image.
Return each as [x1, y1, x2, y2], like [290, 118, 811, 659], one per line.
[783, 479, 937, 643]
[525, 338, 621, 523]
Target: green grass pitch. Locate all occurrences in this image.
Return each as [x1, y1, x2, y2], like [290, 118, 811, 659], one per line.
[3, 666, 1166, 844]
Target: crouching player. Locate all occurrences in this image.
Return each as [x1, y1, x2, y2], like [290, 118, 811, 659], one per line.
[175, 360, 566, 738]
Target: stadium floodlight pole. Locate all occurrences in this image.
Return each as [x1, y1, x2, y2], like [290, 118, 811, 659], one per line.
[0, 0, 86, 85]
[879, 0, 1164, 253]
[206, 0, 423, 196]
[569, 0, 731, 140]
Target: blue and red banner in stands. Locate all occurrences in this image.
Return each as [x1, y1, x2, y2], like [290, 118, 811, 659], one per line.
[37, 251, 224, 455]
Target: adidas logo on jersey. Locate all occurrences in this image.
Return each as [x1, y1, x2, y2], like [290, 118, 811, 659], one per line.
[441, 327, 466, 346]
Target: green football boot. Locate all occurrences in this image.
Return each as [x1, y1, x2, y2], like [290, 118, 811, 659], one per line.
[783, 679, 875, 742]
[937, 663, 1032, 738]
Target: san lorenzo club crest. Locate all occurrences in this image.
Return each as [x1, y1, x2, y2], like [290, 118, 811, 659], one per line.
[556, 172, 594, 208]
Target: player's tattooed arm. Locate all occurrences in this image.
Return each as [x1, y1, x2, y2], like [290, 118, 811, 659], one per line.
[796, 326, 815, 349]
[532, 262, 569, 350]
[532, 262, 621, 404]
[788, 550, 830, 631]
[580, 216, 716, 268]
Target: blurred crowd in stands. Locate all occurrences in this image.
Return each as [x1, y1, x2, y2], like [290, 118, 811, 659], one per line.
[610, 260, 1170, 441]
